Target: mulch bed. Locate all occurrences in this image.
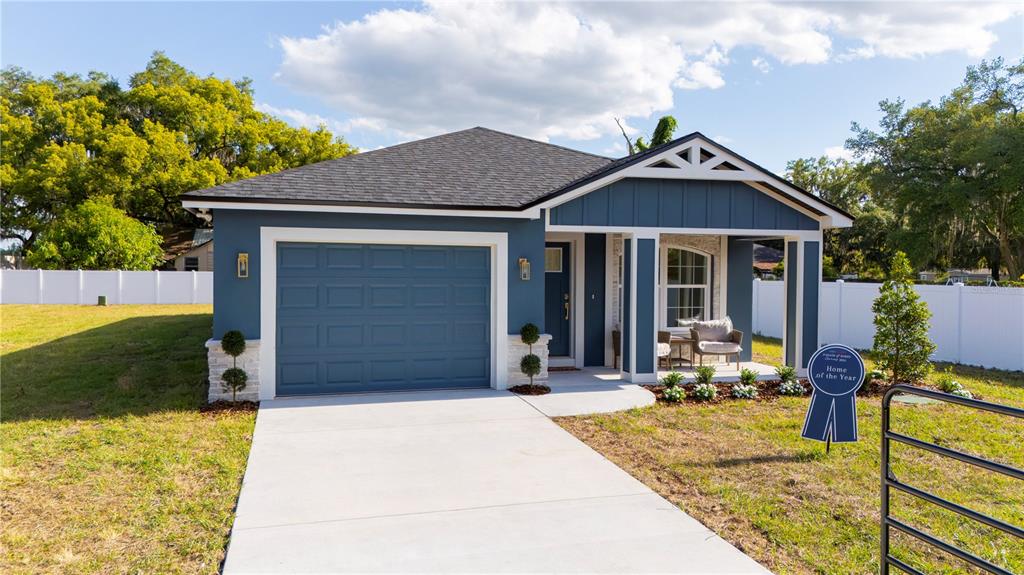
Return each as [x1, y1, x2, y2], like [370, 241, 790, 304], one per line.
[200, 400, 259, 415]
[509, 384, 552, 395]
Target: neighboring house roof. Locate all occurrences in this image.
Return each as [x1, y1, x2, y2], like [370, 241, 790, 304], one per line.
[162, 228, 213, 261]
[752, 243, 783, 271]
[182, 127, 612, 210]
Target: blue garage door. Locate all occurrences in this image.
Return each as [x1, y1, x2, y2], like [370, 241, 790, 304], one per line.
[276, 242, 491, 395]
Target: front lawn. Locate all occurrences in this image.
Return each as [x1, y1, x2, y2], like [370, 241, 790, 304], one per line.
[558, 336, 1024, 575]
[0, 305, 255, 574]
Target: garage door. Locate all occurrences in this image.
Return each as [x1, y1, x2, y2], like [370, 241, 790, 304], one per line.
[275, 242, 491, 395]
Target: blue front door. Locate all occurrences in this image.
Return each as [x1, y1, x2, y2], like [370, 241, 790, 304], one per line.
[275, 242, 491, 395]
[544, 242, 571, 357]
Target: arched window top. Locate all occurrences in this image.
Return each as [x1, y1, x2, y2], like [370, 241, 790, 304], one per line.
[666, 247, 707, 286]
[665, 247, 710, 325]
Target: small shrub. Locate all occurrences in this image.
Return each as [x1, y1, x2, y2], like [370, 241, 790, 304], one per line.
[221, 330, 246, 360]
[520, 323, 540, 347]
[660, 371, 684, 387]
[692, 383, 717, 401]
[872, 251, 936, 384]
[948, 386, 974, 399]
[868, 369, 885, 381]
[731, 383, 758, 399]
[935, 367, 972, 398]
[779, 379, 806, 396]
[221, 367, 248, 402]
[663, 385, 686, 403]
[739, 367, 758, 386]
[520, 354, 541, 385]
[694, 365, 716, 386]
[775, 364, 797, 384]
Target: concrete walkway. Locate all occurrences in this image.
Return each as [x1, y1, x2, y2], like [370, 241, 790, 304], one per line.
[223, 390, 771, 574]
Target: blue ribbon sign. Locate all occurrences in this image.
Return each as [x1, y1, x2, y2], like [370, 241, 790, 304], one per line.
[801, 344, 866, 443]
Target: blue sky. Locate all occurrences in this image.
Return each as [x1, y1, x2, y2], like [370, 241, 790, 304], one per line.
[3, 1, 1022, 173]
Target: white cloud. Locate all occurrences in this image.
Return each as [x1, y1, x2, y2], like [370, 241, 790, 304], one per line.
[825, 145, 855, 161]
[275, 1, 1022, 141]
[256, 102, 341, 131]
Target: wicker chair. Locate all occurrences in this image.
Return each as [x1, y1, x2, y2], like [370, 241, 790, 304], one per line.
[689, 318, 744, 370]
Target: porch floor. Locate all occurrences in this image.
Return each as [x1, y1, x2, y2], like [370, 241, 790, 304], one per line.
[660, 360, 778, 383]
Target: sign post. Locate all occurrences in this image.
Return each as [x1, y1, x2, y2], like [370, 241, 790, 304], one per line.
[801, 344, 866, 452]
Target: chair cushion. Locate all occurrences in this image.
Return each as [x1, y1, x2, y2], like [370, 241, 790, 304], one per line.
[657, 343, 672, 357]
[692, 317, 733, 342]
[697, 341, 741, 354]
[675, 318, 699, 329]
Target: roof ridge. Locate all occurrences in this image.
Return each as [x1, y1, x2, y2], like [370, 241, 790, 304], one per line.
[471, 126, 613, 161]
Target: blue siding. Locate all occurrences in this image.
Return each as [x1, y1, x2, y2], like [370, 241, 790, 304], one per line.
[276, 243, 490, 394]
[635, 239, 656, 374]
[802, 241, 820, 366]
[726, 238, 753, 362]
[785, 241, 798, 367]
[550, 179, 819, 231]
[212, 209, 545, 340]
[622, 239, 632, 373]
[583, 234, 606, 367]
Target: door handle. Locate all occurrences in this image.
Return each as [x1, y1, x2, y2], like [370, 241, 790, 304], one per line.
[564, 301, 570, 320]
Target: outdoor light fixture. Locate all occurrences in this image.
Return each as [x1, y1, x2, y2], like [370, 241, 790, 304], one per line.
[518, 257, 531, 281]
[237, 253, 249, 278]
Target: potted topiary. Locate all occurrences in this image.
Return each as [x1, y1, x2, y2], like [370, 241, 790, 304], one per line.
[519, 323, 541, 386]
[220, 330, 248, 402]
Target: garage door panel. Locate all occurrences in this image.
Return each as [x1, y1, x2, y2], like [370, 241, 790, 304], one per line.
[276, 242, 491, 395]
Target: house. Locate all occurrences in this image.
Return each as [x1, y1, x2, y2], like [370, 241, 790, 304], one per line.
[162, 229, 214, 271]
[752, 243, 784, 279]
[182, 127, 853, 401]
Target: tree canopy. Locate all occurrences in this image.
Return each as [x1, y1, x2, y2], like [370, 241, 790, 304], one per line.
[25, 197, 164, 270]
[1, 52, 356, 251]
[615, 115, 678, 155]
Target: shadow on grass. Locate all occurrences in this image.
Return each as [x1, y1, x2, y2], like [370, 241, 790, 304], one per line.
[1, 313, 212, 422]
[711, 453, 817, 468]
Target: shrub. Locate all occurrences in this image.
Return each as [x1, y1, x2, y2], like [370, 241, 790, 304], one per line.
[520, 323, 540, 347]
[948, 386, 974, 399]
[775, 364, 797, 384]
[221, 330, 246, 360]
[868, 369, 885, 381]
[660, 371, 684, 387]
[739, 367, 758, 386]
[520, 354, 541, 385]
[221, 367, 248, 403]
[872, 252, 936, 384]
[692, 383, 717, 401]
[663, 385, 686, 403]
[779, 379, 806, 396]
[694, 365, 716, 386]
[731, 383, 758, 399]
[935, 367, 972, 399]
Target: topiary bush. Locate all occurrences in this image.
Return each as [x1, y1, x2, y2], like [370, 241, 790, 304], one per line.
[220, 330, 248, 402]
[221, 367, 248, 402]
[692, 382, 717, 401]
[739, 367, 758, 386]
[520, 323, 540, 347]
[694, 365, 716, 386]
[663, 385, 686, 403]
[731, 383, 758, 399]
[519, 323, 542, 385]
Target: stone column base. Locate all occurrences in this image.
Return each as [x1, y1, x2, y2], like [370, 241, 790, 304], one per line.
[507, 334, 552, 388]
[206, 339, 260, 402]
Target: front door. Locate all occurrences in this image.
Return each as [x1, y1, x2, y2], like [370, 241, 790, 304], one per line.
[544, 242, 571, 357]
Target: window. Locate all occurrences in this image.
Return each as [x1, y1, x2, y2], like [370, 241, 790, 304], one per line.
[544, 247, 562, 272]
[184, 256, 200, 272]
[665, 248, 708, 325]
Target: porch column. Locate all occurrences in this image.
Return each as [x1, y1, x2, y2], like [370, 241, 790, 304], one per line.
[622, 231, 658, 383]
[726, 237, 753, 362]
[783, 236, 821, 374]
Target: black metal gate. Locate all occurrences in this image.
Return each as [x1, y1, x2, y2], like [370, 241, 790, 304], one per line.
[881, 384, 1024, 574]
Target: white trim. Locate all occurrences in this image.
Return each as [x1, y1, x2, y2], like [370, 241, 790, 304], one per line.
[184, 199, 541, 220]
[532, 135, 852, 229]
[794, 238, 806, 375]
[659, 244, 712, 328]
[604, 234, 615, 367]
[625, 230, 659, 383]
[258, 227, 509, 399]
[547, 225, 822, 240]
[719, 236, 729, 319]
[545, 231, 586, 368]
[782, 240, 792, 367]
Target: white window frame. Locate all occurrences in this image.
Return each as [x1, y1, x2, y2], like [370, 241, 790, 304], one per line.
[660, 246, 711, 329]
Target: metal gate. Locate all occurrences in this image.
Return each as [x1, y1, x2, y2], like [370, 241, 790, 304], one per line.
[880, 384, 1024, 575]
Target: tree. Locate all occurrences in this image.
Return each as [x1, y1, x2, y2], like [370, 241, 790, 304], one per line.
[1, 52, 356, 250]
[848, 57, 1024, 280]
[615, 116, 678, 155]
[871, 252, 936, 384]
[25, 197, 163, 270]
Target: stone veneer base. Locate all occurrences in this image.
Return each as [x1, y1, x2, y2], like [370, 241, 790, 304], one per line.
[206, 339, 260, 402]
[506, 334, 552, 388]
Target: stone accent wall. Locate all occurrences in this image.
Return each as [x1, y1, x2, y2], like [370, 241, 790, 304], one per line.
[206, 339, 260, 402]
[507, 334, 552, 387]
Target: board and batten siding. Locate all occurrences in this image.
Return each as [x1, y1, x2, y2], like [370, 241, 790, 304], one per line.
[211, 209, 545, 341]
[549, 179, 820, 230]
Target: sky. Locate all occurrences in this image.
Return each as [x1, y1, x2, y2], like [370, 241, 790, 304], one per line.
[3, 1, 1023, 173]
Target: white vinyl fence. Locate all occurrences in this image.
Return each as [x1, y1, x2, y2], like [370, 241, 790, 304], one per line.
[752, 279, 1024, 372]
[0, 270, 213, 305]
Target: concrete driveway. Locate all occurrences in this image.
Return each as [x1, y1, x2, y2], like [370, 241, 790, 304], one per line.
[223, 390, 771, 574]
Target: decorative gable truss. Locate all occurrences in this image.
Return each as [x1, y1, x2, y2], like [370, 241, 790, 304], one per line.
[537, 135, 854, 230]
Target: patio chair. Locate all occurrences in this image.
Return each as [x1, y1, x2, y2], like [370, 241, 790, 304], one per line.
[612, 330, 620, 369]
[657, 331, 673, 369]
[689, 317, 743, 370]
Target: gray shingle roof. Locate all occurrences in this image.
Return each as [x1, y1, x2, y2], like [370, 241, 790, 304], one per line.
[183, 127, 612, 210]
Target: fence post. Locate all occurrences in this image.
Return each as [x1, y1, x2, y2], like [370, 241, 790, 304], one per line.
[117, 270, 123, 304]
[752, 278, 760, 335]
[154, 270, 161, 304]
[37, 268, 44, 304]
[955, 282, 964, 364]
[78, 269, 85, 305]
[836, 279, 844, 344]
[191, 270, 197, 304]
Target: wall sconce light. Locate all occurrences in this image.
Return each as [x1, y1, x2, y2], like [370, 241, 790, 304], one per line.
[518, 257, 531, 281]
[237, 253, 249, 278]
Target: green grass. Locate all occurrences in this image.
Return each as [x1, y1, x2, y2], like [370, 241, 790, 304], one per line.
[559, 336, 1024, 575]
[0, 305, 255, 574]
